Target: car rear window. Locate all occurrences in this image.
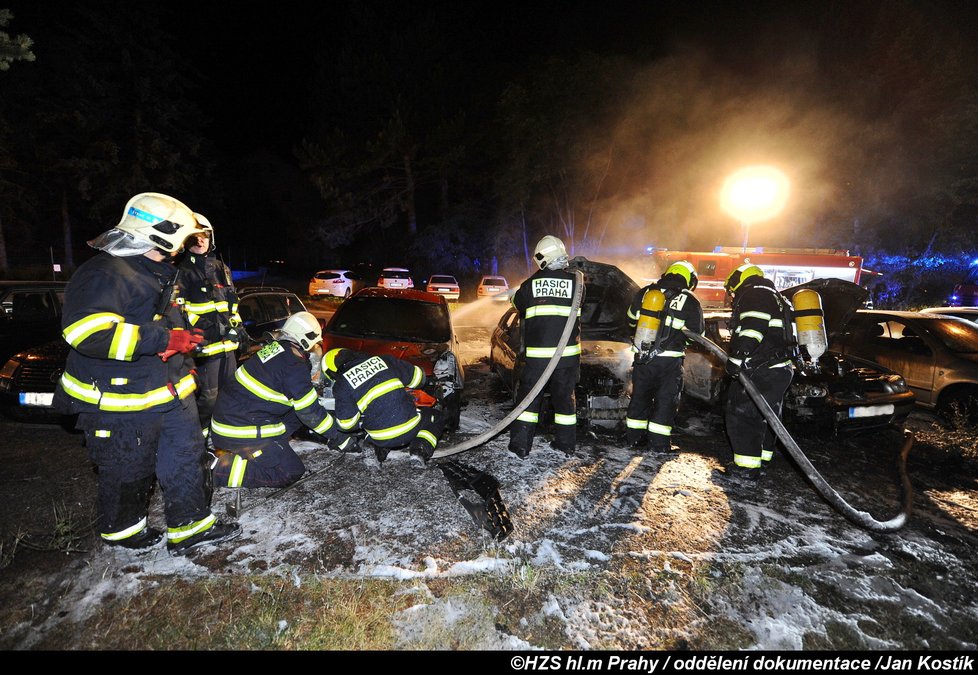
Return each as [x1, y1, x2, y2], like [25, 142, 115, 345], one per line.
[381, 270, 412, 280]
[328, 296, 451, 343]
[482, 277, 506, 286]
[430, 276, 457, 285]
[315, 272, 342, 280]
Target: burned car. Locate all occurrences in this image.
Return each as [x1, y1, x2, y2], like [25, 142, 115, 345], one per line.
[488, 257, 637, 431]
[682, 278, 916, 433]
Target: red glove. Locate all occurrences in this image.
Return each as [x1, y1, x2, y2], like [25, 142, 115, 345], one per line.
[160, 329, 204, 361]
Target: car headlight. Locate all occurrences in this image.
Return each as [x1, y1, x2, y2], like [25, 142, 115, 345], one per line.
[882, 375, 909, 393]
[0, 357, 22, 392]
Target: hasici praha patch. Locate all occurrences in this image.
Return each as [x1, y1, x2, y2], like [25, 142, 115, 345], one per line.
[343, 356, 389, 388]
[257, 341, 285, 363]
[532, 277, 572, 299]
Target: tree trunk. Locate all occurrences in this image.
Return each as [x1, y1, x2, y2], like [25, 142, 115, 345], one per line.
[403, 153, 417, 236]
[61, 189, 75, 269]
[0, 211, 8, 274]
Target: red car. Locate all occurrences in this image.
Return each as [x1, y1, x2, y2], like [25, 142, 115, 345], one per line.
[318, 287, 463, 429]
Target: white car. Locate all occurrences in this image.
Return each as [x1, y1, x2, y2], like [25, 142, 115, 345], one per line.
[308, 269, 357, 299]
[477, 275, 510, 301]
[919, 306, 978, 326]
[377, 267, 414, 290]
[425, 274, 461, 301]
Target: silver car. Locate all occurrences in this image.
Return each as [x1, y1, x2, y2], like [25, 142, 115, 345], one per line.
[832, 310, 978, 419]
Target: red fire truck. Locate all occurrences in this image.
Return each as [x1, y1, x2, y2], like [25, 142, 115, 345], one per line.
[650, 247, 865, 308]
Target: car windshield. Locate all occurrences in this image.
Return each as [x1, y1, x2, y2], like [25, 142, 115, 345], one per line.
[328, 296, 451, 342]
[430, 276, 457, 285]
[920, 317, 978, 353]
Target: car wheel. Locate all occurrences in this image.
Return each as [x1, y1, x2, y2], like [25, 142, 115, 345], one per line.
[937, 388, 978, 427]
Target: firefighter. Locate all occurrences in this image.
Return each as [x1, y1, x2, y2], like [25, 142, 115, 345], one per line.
[53, 192, 240, 555]
[209, 311, 352, 488]
[625, 260, 704, 453]
[722, 264, 796, 480]
[508, 235, 585, 458]
[176, 213, 244, 435]
[321, 347, 447, 463]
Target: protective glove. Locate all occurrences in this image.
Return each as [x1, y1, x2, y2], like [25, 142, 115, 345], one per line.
[160, 328, 205, 361]
[724, 358, 742, 379]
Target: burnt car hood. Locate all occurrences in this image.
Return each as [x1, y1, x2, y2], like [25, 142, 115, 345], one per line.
[781, 278, 868, 338]
[567, 257, 640, 343]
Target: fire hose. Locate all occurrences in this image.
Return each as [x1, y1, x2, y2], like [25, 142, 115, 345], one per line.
[682, 328, 913, 533]
[432, 268, 585, 460]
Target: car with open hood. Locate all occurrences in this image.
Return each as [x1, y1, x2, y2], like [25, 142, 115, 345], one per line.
[317, 286, 464, 430]
[489, 257, 637, 431]
[682, 278, 916, 433]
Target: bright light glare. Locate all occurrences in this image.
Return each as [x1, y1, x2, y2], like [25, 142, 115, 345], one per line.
[721, 166, 790, 224]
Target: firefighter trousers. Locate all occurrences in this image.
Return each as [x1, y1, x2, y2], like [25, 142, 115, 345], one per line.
[212, 436, 306, 488]
[625, 355, 684, 447]
[78, 399, 211, 539]
[509, 363, 578, 455]
[194, 351, 237, 432]
[724, 364, 794, 469]
[369, 406, 447, 451]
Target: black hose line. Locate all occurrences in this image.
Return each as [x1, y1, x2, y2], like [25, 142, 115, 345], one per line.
[432, 269, 585, 460]
[682, 329, 913, 532]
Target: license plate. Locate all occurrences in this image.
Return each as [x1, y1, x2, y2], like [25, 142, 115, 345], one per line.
[849, 404, 894, 418]
[437, 287, 451, 292]
[19, 392, 54, 407]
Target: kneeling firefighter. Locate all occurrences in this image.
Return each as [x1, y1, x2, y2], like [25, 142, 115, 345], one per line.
[625, 260, 704, 453]
[209, 312, 352, 488]
[321, 347, 447, 463]
[722, 264, 796, 480]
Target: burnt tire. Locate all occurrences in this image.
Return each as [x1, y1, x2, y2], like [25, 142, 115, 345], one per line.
[938, 388, 978, 428]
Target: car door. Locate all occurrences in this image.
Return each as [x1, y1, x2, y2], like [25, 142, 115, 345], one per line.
[843, 317, 937, 405]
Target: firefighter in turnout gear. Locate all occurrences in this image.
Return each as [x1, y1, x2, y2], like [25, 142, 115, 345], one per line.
[625, 260, 704, 453]
[53, 192, 240, 555]
[321, 347, 447, 463]
[722, 264, 796, 481]
[209, 312, 350, 488]
[176, 213, 243, 434]
[508, 235, 585, 458]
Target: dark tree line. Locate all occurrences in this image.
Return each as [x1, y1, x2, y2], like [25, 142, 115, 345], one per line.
[1, 1, 977, 308]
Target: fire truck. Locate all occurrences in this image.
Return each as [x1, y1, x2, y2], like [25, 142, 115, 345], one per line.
[650, 247, 865, 308]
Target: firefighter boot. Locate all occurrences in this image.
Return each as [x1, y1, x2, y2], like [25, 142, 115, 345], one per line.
[167, 520, 242, 556]
[103, 526, 164, 550]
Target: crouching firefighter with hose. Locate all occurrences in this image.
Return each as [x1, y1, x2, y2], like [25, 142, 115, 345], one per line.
[722, 264, 796, 481]
[321, 347, 447, 463]
[209, 312, 354, 489]
[625, 260, 704, 453]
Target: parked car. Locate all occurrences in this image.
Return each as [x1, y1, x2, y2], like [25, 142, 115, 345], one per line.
[308, 269, 363, 299]
[831, 308, 978, 420]
[489, 266, 915, 436]
[0, 286, 310, 422]
[425, 274, 461, 302]
[919, 306, 978, 326]
[477, 275, 510, 302]
[318, 287, 464, 430]
[376, 267, 414, 290]
[489, 258, 636, 430]
[683, 278, 916, 434]
[0, 281, 67, 365]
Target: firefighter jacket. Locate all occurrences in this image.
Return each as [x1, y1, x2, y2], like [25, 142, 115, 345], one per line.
[330, 353, 427, 442]
[209, 338, 340, 448]
[54, 253, 197, 415]
[627, 275, 705, 359]
[511, 267, 583, 368]
[728, 276, 795, 371]
[177, 252, 241, 358]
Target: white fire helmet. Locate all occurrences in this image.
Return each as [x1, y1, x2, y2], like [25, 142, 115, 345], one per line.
[281, 311, 323, 352]
[114, 192, 203, 253]
[533, 235, 568, 270]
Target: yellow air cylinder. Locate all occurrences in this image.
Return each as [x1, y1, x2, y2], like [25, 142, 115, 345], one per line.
[634, 288, 666, 353]
[792, 288, 827, 361]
